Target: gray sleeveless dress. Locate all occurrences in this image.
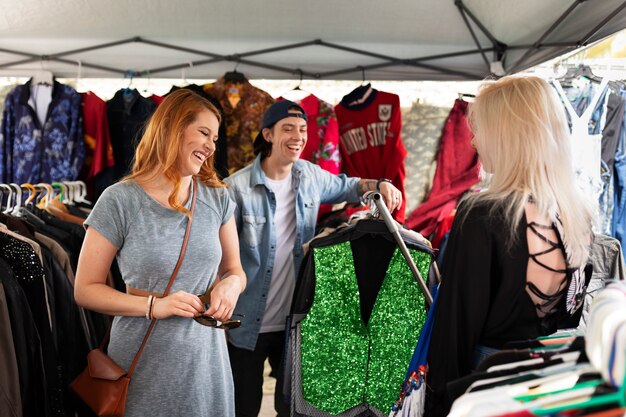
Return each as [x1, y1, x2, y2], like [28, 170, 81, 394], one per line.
[84, 180, 235, 417]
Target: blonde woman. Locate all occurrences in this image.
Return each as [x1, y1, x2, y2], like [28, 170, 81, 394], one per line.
[425, 76, 595, 417]
[74, 90, 245, 417]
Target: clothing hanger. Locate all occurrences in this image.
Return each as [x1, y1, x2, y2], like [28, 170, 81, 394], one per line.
[122, 70, 136, 95]
[181, 61, 193, 86]
[224, 61, 247, 83]
[458, 93, 476, 101]
[342, 66, 373, 106]
[142, 70, 152, 96]
[35, 183, 53, 210]
[52, 182, 68, 205]
[558, 64, 602, 86]
[65, 180, 91, 205]
[368, 192, 433, 305]
[0, 184, 13, 214]
[32, 59, 54, 86]
[73, 59, 85, 93]
[21, 183, 38, 206]
[531, 373, 626, 415]
[280, 69, 311, 101]
[9, 183, 22, 216]
[76, 181, 92, 205]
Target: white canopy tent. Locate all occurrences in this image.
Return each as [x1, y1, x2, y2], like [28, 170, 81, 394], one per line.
[0, 0, 625, 81]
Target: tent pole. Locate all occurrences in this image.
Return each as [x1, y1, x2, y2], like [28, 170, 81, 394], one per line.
[454, 0, 500, 47]
[138, 39, 318, 77]
[318, 41, 482, 79]
[319, 61, 481, 80]
[455, 2, 491, 72]
[0, 38, 138, 70]
[578, 0, 626, 45]
[509, 0, 586, 73]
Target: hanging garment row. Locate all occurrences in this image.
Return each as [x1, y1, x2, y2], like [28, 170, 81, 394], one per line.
[0, 74, 413, 223]
[423, 281, 626, 417]
[0, 179, 114, 417]
[549, 65, 626, 252]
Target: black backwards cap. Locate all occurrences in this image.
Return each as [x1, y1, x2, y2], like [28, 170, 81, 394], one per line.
[253, 100, 308, 145]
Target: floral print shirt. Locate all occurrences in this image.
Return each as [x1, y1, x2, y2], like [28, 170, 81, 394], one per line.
[1, 80, 84, 183]
[298, 94, 341, 174]
[204, 78, 274, 173]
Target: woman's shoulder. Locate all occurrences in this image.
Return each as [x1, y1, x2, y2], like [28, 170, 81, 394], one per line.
[98, 180, 142, 204]
[196, 181, 230, 206]
[457, 196, 501, 219]
[454, 197, 512, 237]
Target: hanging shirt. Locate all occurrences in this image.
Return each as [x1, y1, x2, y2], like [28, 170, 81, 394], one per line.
[79, 92, 115, 201]
[425, 199, 591, 417]
[297, 94, 341, 174]
[553, 78, 609, 201]
[81, 92, 114, 179]
[204, 78, 274, 173]
[402, 102, 450, 214]
[335, 87, 407, 222]
[106, 88, 157, 181]
[405, 99, 480, 238]
[1, 79, 85, 184]
[293, 93, 341, 219]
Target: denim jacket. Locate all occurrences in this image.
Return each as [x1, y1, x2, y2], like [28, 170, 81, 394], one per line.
[224, 155, 360, 350]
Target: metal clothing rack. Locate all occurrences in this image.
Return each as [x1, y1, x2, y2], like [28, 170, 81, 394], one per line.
[0, 0, 623, 80]
[367, 192, 434, 307]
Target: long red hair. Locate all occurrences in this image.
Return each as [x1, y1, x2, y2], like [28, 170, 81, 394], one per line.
[124, 89, 223, 216]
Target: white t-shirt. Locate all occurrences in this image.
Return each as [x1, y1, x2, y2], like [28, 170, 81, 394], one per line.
[29, 84, 52, 127]
[261, 172, 297, 333]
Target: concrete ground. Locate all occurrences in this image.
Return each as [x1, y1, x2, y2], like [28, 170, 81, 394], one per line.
[259, 359, 277, 417]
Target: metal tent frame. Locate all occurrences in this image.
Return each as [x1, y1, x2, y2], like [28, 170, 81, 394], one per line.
[0, 0, 625, 80]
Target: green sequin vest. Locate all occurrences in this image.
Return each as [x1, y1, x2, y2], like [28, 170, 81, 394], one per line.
[298, 242, 430, 415]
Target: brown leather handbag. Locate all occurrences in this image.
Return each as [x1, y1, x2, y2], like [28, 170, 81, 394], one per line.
[70, 179, 198, 417]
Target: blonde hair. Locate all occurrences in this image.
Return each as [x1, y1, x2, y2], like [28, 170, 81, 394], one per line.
[124, 89, 223, 216]
[465, 75, 595, 267]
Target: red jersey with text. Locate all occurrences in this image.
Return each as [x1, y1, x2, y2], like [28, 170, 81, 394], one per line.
[335, 88, 406, 222]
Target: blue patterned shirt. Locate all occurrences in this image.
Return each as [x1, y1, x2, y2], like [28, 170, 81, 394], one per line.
[1, 80, 85, 183]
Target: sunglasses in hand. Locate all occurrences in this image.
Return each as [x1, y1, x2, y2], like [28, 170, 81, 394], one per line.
[193, 291, 243, 330]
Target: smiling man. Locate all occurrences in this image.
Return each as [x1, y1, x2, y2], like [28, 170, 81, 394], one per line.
[224, 100, 402, 417]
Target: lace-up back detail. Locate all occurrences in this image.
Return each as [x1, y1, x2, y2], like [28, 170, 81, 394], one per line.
[525, 220, 569, 318]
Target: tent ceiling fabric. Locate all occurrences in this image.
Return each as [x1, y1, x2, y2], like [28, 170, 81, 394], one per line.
[0, 0, 625, 81]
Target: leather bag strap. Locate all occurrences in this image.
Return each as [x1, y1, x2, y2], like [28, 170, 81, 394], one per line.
[127, 178, 198, 377]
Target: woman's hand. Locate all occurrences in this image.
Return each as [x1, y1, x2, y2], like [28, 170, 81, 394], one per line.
[151, 291, 205, 319]
[205, 275, 245, 321]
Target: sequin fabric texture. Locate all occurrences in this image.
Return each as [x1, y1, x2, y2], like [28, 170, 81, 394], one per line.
[300, 242, 431, 414]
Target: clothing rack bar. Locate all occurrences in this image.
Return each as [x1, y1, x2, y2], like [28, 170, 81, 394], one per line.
[371, 193, 434, 307]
